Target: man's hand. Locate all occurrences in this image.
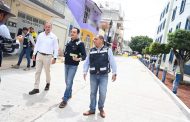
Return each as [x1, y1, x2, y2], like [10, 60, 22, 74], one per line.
[72, 56, 81, 61]
[51, 58, 56, 64]
[112, 74, 117, 82]
[83, 74, 87, 81]
[32, 55, 36, 61]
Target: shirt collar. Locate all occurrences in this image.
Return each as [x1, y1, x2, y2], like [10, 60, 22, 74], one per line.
[96, 45, 104, 50]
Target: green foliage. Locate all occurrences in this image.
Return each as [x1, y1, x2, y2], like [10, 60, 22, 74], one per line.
[129, 36, 153, 53]
[145, 47, 150, 54]
[160, 43, 170, 54]
[146, 42, 170, 55]
[168, 29, 190, 51]
[149, 42, 161, 55]
[167, 29, 190, 81]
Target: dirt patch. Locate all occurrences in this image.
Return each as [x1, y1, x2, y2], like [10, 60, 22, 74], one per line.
[156, 70, 190, 108]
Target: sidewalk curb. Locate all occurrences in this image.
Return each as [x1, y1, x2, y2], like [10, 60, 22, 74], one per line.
[138, 60, 190, 120]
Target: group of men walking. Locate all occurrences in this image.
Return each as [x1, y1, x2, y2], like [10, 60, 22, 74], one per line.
[0, 1, 117, 118]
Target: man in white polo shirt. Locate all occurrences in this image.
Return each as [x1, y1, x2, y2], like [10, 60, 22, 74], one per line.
[29, 22, 59, 95]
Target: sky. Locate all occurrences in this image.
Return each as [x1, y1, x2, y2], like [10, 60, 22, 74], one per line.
[94, 0, 169, 41]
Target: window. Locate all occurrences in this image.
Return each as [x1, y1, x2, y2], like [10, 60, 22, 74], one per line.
[169, 28, 173, 33]
[18, 12, 26, 19]
[163, 54, 166, 62]
[83, 6, 90, 23]
[33, 18, 39, 23]
[171, 7, 177, 21]
[160, 14, 162, 21]
[176, 22, 181, 30]
[26, 15, 32, 21]
[39, 20, 45, 25]
[157, 26, 160, 34]
[160, 23, 162, 32]
[162, 19, 166, 29]
[160, 35, 163, 43]
[180, 0, 186, 14]
[169, 50, 174, 63]
[166, 3, 170, 13]
[185, 18, 190, 30]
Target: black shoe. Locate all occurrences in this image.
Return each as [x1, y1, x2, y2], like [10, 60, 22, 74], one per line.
[31, 65, 35, 68]
[59, 101, 67, 108]
[44, 83, 50, 91]
[29, 89, 39, 95]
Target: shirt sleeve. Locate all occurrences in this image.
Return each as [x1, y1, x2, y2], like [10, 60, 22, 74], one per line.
[33, 34, 40, 55]
[108, 48, 117, 75]
[0, 25, 11, 39]
[53, 36, 59, 58]
[79, 42, 87, 61]
[83, 54, 90, 74]
[29, 35, 35, 46]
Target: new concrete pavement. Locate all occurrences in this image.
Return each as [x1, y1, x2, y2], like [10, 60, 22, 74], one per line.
[0, 57, 190, 122]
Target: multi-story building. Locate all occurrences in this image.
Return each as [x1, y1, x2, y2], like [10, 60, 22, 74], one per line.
[5, 0, 79, 52]
[97, 1, 124, 53]
[67, 0, 102, 53]
[156, 0, 190, 75]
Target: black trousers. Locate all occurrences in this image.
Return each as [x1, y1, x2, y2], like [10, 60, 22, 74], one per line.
[0, 50, 2, 67]
[30, 49, 36, 66]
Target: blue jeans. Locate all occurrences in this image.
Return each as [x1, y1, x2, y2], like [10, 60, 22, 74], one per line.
[89, 74, 108, 112]
[0, 50, 2, 67]
[151, 63, 155, 73]
[62, 64, 78, 102]
[17, 47, 31, 67]
[172, 74, 182, 94]
[162, 70, 167, 83]
[156, 65, 160, 77]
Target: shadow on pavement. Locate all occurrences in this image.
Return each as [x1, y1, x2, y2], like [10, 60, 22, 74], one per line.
[22, 91, 49, 106]
[55, 104, 79, 119]
[77, 114, 105, 122]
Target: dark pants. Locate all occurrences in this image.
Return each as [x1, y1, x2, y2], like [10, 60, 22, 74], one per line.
[172, 74, 182, 94]
[0, 50, 2, 67]
[30, 49, 36, 67]
[17, 47, 31, 67]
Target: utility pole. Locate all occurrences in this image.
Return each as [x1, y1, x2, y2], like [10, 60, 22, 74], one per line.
[106, 20, 113, 46]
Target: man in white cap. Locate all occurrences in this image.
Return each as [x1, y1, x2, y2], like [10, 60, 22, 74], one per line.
[0, 0, 16, 67]
[0, 0, 15, 82]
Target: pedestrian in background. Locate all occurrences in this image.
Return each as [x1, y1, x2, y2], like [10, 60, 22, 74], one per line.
[83, 35, 117, 118]
[172, 59, 182, 94]
[29, 27, 37, 68]
[12, 27, 35, 70]
[29, 22, 58, 95]
[59, 27, 86, 108]
[0, 1, 15, 67]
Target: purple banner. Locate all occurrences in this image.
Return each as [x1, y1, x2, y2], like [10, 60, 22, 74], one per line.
[67, 0, 101, 34]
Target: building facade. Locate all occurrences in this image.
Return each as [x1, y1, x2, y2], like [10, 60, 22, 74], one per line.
[67, 0, 102, 53]
[156, 0, 190, 75]
[97, 1, 124, 54]
[5, 0, 79, 53]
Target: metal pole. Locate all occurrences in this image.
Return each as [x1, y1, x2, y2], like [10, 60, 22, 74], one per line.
[106, 20, 112, 46]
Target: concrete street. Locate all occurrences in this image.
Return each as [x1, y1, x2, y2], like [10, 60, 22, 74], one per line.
[0, 57, 190, 122]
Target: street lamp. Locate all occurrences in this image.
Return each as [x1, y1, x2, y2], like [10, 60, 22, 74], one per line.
[106, 20, 113, 46]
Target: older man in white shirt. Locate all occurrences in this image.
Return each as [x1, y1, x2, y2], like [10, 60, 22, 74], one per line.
[29, 22, 59, 95]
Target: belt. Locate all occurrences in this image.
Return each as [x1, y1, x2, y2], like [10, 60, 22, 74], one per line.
[39, 52, 51, 56]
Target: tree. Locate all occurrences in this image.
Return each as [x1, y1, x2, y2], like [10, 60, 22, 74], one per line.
[129, 36, 153, 54]
[167, 29, 190, 81]
[149, 42, 170, 55]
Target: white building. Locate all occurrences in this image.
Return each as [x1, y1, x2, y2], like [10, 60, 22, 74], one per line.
[6, 0, 79, 53]
[96, 1, 124, 53]
[156, 0, 190, 75]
